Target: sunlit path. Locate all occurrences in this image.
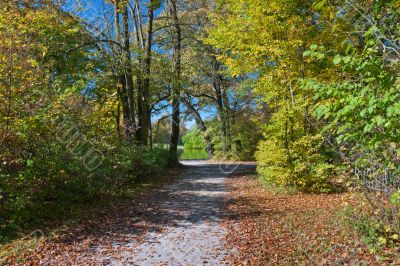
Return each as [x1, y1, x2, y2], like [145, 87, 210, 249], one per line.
[93, 161, 256, 265]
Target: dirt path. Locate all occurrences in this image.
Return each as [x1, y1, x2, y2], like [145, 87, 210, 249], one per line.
[26, 160, 255, 265]
[96, 161, 255, 265]
[97, 160, 255, 265]
[7, 161, 388, 265]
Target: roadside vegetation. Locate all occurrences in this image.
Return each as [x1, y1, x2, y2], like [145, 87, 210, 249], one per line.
[208, 0, 400, 259]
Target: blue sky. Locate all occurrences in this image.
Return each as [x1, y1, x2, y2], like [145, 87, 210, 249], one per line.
[61, 0, 210, 129]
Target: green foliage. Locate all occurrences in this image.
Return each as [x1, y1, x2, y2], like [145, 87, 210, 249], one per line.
[256, 139, 290, 186]
[204, 111, 262, 161]
[230, 111, 263, 160]
[256, 134, 335, 192]
[300, 0, 400, 250]
[0, 137, 169, 241]
[182, 127, 206, 149]
[178, 148, 209, 160]
[342, 206, 400, 255]
[208, 0, 336, 191]
[304, 46, 400, 161]
[391, 190, 400, 206]
[0, 2, 169, 242]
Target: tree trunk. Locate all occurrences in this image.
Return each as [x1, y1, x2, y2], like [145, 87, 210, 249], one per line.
[212, 57, 230, 153]
[140, 1, 154, 146]
[122, 5, 136, 139]
[117, 76, 131, 137]
[131, 0, 145, 142]
[132, 0, 153, 146]
[221, 85, 232, 149]
[114, 0, 132, 138]
[168, 0, 181, 163]
[116, 100, 121, 137]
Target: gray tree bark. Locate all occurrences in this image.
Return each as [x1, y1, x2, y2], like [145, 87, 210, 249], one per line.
[168, 0, 181, 163]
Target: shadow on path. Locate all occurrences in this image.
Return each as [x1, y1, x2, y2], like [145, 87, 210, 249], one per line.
[36, 161, 256, 265]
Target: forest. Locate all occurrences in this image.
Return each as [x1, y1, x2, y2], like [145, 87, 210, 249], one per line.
[0, 0, 399, 264]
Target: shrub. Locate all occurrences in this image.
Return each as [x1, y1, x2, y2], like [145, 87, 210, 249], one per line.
[256, 134, 335, 192]
[0, 138, 169, 242]
[341, 205, 400, 256]
[182, 127, 206, 149]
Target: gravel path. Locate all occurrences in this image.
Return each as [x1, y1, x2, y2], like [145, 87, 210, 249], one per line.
[97, 160, 256, 265]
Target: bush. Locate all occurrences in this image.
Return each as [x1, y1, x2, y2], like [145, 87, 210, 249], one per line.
[0, 138, 169, 242]
[256, 134, 335, 192]
[255, 139, 290, 186]
[182, 127, 206, 149]
[341, 205, 400, 256]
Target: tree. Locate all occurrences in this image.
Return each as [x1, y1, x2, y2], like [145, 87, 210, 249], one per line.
[207, 0, 336, 190]
[168, 0, 182, 162]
